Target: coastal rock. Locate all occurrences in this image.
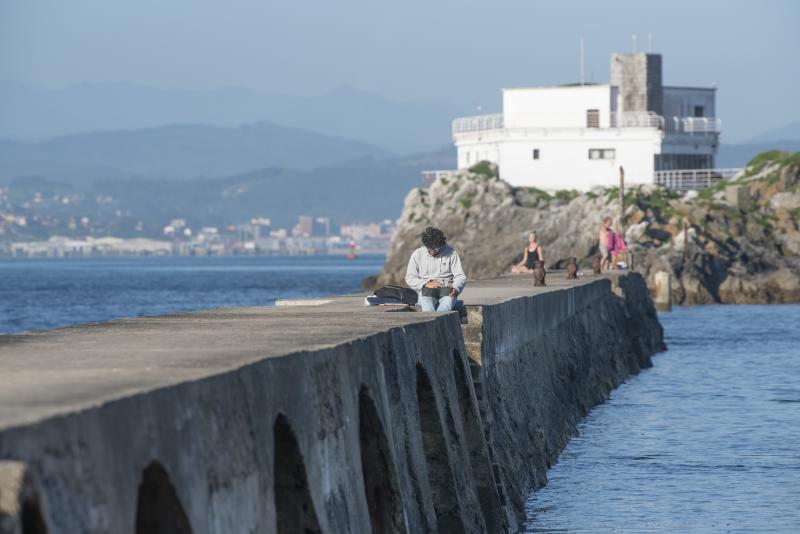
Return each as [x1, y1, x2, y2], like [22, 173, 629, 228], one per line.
[778, 231, 800, 257]
[770, 191, 800, 211]
[372, 152, 800, 305]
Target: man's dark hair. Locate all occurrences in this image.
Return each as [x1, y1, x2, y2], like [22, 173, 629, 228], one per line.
[421, 227, 447, 249]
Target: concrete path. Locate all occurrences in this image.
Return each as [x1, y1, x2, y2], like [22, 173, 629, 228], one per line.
[0, 273, 612, 431]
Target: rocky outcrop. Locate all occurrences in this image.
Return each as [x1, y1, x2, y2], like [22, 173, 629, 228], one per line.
[372, 152, 800, 305]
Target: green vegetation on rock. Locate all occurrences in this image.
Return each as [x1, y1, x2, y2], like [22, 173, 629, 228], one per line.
[526, 187, 552, 201]
[554, 189, 580, 202]
[744, 150, 800, 177]
[468, 160, 499, 178]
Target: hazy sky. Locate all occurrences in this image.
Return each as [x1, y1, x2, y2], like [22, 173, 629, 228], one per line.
[2, 0, 798, 142]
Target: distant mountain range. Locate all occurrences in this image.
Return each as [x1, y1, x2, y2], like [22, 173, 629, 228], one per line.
[0, 121, 392, 185]
[1, 116, 797, 192]
[0, 80, 466, 154]
[99, 148, 456, 228]
[2, 148, 456, 234]
[714, 121, 800, 167]
[748, 121, 800, 144]
[717, 140, 800, 168]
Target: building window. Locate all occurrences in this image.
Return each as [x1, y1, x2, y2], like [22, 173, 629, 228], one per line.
[465, 151, 471, 164]
[588, 148, 615, 160]
[655, 154, 713, 170]
[586, 109, 600, 128]
[694, 106, 705, 117]
[532, 149, 540, 160]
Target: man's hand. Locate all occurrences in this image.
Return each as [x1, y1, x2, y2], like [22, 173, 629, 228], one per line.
[424, 280, 443, 288]
[449, 288, 458, 297]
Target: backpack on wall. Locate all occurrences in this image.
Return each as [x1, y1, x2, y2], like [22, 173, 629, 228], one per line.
[374, 285, 418, 306]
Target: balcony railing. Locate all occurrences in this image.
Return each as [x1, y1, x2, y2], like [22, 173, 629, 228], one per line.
[610, 111, 665, 129]
[611, 113, 721, 133]
[654, 168, 741, 191]
[453, 111, 720, 135]
[452, 113, 504, 134]
[667, 116, 722, 134]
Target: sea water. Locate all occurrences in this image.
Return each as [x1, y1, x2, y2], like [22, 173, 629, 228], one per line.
[523, 304, 800, 533]
[0, 255, 384, 334]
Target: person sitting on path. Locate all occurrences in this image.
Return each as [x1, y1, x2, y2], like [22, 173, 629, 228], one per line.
[405, 226, 466, 312]
[511, 232, 544, 273]
[607, 227, 629, 268]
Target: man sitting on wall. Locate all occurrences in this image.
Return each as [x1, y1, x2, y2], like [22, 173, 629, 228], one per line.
[405, 226, 466, 312]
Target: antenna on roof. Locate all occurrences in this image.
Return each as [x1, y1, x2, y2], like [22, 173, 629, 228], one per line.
[632, 34, 637, 52]
[647, 33, 653, 53]
[580, 36, 585, 85]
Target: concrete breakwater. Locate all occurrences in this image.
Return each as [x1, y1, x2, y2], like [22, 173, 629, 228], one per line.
[0, 272, 663, 533]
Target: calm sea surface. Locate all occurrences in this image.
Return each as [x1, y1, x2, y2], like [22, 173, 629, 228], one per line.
[524, 304, 800, 533]
[0, 255, 384, 334]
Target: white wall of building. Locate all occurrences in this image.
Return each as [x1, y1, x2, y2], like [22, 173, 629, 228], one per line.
[503, 85, 617, 129]
[457, 127, 662, 190]
[501, 130, 660, 190]
[458, 141, 500, 168]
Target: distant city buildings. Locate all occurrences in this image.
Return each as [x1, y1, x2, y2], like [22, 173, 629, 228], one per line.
[162, 218, 189, 237]
[292, 216, 334, 238]
[294, 215, 313, 237]
[5, 236, 173, 257]
[2, 210, 396, 258]
[340, 219, 395, 241]
[0, 179, 397, 258]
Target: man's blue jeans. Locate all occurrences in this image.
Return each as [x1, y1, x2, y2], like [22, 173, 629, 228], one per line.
[419, 295, 462, 312]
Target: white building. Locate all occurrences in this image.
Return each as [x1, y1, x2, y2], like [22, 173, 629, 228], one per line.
[452, 53, 722, 190]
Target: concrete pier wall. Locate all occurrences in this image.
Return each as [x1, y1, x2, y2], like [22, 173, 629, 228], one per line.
[0, 273, 663, 533]
[471, 275, 664, 519]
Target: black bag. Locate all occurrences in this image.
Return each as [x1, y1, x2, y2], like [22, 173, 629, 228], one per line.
[421, 286, 452, 298]
[374, 285, 418, 306]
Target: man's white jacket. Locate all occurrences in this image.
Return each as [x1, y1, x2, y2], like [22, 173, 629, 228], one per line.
[404, 245, 466, 294]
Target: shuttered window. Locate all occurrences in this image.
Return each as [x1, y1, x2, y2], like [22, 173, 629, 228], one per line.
[586, 109, 600, 128]
[588, 149, 615, 160]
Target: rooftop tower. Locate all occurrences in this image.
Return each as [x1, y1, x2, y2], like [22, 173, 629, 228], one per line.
[610, 53, 663, 114]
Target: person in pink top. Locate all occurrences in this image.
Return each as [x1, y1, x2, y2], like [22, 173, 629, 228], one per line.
[598, 216, 628, 270]
[607, 228, 628, 268]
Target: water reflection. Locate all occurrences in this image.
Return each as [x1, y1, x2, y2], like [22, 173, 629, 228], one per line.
[523, 305, 800, 533]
